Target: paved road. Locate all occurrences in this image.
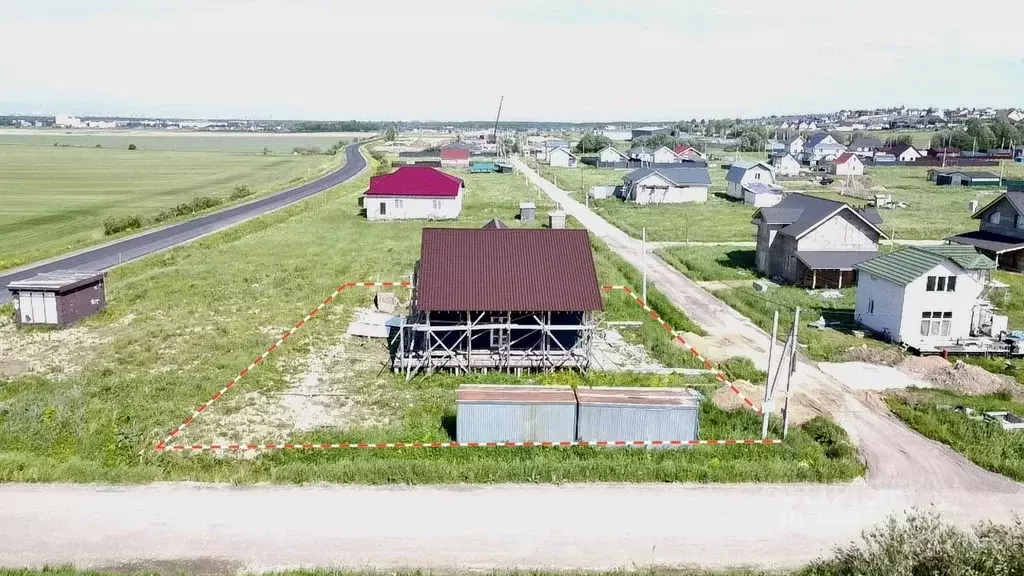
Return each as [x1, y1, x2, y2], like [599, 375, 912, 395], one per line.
[0, 142, 368, 303]
[3, 483, 1023, 572]
[513, 156, 1022, 493]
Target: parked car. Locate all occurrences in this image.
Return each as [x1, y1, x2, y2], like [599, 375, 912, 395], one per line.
[819, 176, 834, 185]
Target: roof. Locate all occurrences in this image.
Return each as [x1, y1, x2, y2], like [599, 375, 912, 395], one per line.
[889, 144, 919, 156]
[548, 147, 578, 159]
[624, 167, 712, 187]
[786, 135, 804, 145]
[482, 218, 509, 229]
[856, 245, 996, 286]
[848, 136, 884, 150]
[6, 270, 105, 293]
[416, 228, 604, 312]
[972, 192, 1024, 219]
[943, 171, 1000, 180]
[742, 182, 784, 195]
[440, 147, 471, 160]
[725, 161, 774, 184]
[598, 146, 628, 158]
[805, 132, 839, 148]
[795, 250, 880, 270]
[832, 152, 860, 165]
[365, 166, 464, 198]
[752, 193, 885, 239]
[575, 386, 702, 408]
[947, 230, 1024, 254]
[457, 384, 576, 405]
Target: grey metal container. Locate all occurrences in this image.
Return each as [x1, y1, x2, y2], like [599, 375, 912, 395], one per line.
[456, 384, 576, 443]
[576, 387, 702, 445]
[519, 202, 536, 222]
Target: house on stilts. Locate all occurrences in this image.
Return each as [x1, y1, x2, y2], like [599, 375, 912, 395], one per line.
[391, 227, 603, 379]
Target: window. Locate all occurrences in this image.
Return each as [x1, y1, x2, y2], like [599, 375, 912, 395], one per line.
[432, 199, 441, 210]
[868, 299, 875, 314]
[920, 311, 953, 337]
[379, 202, 386, 215]
[754, 172, 761, 180]
[936, 276, 946, 291]
[489, 314, 509, 349]
[1017, 215, 1024, 230]
[947, 276, 957, 292]
[926, 276, 936, 291]
[989, 212, 1001, 225]
[394, 199, 403, 209]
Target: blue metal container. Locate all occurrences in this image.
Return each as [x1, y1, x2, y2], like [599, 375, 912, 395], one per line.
[456, 385, 577, 443]
[576, 387, 702, 445]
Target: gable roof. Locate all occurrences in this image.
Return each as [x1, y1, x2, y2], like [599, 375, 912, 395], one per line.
[598, 146, 628, 159]
[856, 245, 996, 286]
[365, 166, 464, 197]
[440, 146, 471, 160]
[752, 193, 885, 239]
[805, 132, 840, 148]
[832, 152, 861, 165]
[971, 191, 1024, 219]
[889, 144, 920, 156]
[416, 228, 604, 312]
[548, 147, 578, 159]
[482, 218, 509, 229]
[848, 136, 884, 150]
[786, 135, 804, 145]
[624, 167, 712, 187]
[653, 145, 682, 158]
[725, 161, 774, 184]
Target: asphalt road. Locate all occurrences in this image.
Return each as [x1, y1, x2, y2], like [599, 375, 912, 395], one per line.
[0, 142, 368, 303]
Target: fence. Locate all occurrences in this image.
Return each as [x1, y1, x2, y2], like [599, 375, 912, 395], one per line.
[580, 158, 708, 169]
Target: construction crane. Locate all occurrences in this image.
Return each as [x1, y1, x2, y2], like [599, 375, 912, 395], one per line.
[492, 96, 504, 156]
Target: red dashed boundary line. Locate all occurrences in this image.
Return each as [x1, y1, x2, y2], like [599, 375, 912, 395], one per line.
[601, 285, 760, 413]
[155, 281, 767, 453]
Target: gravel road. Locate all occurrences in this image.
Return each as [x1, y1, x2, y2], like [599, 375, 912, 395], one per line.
[3, 483, 1023, 572]
[512, 157, 1022, 492]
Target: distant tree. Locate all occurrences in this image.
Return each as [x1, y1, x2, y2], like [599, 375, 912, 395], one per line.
[738, 128, 767, 152]
[884, 134, 914, 147]
[503, 137, 521, 154]
[384, 126, 397, 142]
[845, 131, 868, 145]
[127, 143, 137, 151]
[574, 133, 612, 153]
[930, 130, 973, 150]
[989, 119, 1021, 148]
[632, 133, 680, 150]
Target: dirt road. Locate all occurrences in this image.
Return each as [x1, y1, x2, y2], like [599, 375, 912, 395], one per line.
[512, 157, 1021, 492]
[3, 483, 1023, 572]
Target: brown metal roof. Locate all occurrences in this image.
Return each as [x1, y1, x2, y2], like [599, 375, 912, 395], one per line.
[575, 387, 702, 408]
[457, 384, 576, 404]
[416, 228, 604, 312]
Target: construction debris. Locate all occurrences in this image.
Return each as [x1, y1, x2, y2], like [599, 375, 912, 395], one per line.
[897, 356, 1022, 397]
[375, 292, 399, 314]
[345, 308, 395, 339]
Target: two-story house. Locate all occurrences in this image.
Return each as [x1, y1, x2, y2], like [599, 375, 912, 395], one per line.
[854, 245, 997, 351]
[786, 136, 805, 157]
[726, 161, 776, 199]
[751, 194, 886, 287]
[803, 132, 846, 164]
[948, 191, 1024, 271]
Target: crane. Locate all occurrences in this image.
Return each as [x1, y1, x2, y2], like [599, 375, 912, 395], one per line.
[492, 96, 504, 156]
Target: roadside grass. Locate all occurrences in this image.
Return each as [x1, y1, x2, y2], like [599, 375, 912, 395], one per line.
[0, 130, 372, 153]
[657, 245, 757, 282]
[0, 143, 343, 270]
[0, 155, 860, 484]
[886, 388, 1024, 481]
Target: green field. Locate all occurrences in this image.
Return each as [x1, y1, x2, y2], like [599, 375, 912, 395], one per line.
[0, 143, 342, 269]
[0, 129, 372, 153]
[0, 152, 860, 484]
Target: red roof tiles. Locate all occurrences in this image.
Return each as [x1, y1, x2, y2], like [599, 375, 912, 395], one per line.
[440, 147, 471, 160]
[832, 152, 858, 164]
[364, 166, 464, 198]
[416, 228, 604, 312]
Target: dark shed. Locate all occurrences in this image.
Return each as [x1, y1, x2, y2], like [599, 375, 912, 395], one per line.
[6, 270, 106, 327]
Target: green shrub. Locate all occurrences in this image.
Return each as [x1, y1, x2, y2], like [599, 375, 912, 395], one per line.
[292, 145, 322, 156]
[153, 196, 224, 223]
[127, 143, 137, 151]
[720, 357, 767, 383]
[230, 184, 254, 200]
[103, 214, 143, 236]
[802, 416, 857, 461]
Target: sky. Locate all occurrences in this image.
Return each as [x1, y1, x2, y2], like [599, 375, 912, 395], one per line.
[1, 0, 1022, 122]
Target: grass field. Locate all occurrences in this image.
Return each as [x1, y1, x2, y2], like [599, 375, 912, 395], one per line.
[0, 153, 861, 484]
[0, 143, 341, 269]
[887, 388, 1024, 481]
[0, 129, 373, 153]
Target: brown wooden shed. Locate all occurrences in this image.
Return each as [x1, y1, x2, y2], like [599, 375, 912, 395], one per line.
[6, 270, 106, 327]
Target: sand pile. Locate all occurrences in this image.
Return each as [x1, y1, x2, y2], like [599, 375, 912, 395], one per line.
[897, 356, 1019, 396]
[839, 344, 905, 367]
[712, 379, 818, 426]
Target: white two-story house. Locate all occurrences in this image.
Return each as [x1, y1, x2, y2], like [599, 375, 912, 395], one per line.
[854, 245, 997, 350]
[726, 161, 776, 199]
[803, 132, 846, 164]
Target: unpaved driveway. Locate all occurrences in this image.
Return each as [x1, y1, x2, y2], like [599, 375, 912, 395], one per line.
[513, 157, 1021, 492]
[3, 483, 1024, 572]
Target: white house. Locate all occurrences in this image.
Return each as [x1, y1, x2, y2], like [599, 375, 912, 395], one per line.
[54, 114, 84, 129]
[726, 161, 776, 199]
[890, 144, 923, 162]
[854, 245, 998, 350]
[652, 146, 683, 163]
[362, 166, 464, 221]
[597, 146, 628, 163]
[622, 167, 710, 205]
[1008, 109, 1024, 123]
[803, 132, 845, 163]
[628, 145, 654, 163]
[742, 182, 785, 208]
[786, 136, 805, 157]
[771, 153, 801, 176]
[829, 153, 865, 176]
[548, 147, 579, 168]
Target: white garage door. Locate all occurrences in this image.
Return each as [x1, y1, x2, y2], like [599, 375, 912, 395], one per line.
[43, 292, 58, 324]
[21, 292, 58, 324]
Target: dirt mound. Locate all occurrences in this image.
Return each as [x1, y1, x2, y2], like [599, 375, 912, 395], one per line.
[838, 344, 905, 367]
[711, 379, 819, 426]
[897, 356, 1019, 396]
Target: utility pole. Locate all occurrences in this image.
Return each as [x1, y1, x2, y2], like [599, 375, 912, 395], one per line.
[782, 307, 800, 439]
[761, 310, 780, 439]
[641, 227, 648, 306]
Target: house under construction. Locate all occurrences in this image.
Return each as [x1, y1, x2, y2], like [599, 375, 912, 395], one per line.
[392, 227, 603, 379]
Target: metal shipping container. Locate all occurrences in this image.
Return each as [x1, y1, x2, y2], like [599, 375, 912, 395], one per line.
[6, 270, 106, 327]
[576, 387, 702, 445]
[456, 384, 576, 443]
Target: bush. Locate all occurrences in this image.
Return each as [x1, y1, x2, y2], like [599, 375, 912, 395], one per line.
[229, 184, 254, 200]
[153, 196, 224, 223]
[103, 214, 143, 236]
[291, 145, 322, 155]
[802, 416, 857, 461]
[720, 357, 767, 383]
[127, 143, 137, 151]
[806, 511, 1024, 576]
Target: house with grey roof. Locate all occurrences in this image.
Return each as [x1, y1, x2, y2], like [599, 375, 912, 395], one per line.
[802, 132, 845, 164]
[726, 161, 776, 200]
[628, 145, 682, 164]
[854, 245, 998, 351]
[751, 194, 887, 287]
[948, 191, 1024, 271]
[622, 167, 711, 205]
[847, 136, 885, 158]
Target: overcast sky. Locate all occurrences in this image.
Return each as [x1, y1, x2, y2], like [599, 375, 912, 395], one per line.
[1, 0, 1022, 121]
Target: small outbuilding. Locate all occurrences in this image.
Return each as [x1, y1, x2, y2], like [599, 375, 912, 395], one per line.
[622, 167, 711, 204]
[726, 161, 776, 199]
[742, 182, 785, 208]
[362, 166, 465, 221]
[936, 171, 1001, 187]
[576, 387, 702, 445]
[597, 146, 629, 164]
[7, 270, 106, 326]
[547, 147, 579, 168]
[770, 153, 801, 177]
[519, 202, 536, 222]
[456, 384, 577, 444]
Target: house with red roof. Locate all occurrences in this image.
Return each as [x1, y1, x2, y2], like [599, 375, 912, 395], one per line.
[362, 166, 465, 221]
[440, 143, 472, 167]
[672, 144, 705, 160]
[829, 152, 865, 176]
